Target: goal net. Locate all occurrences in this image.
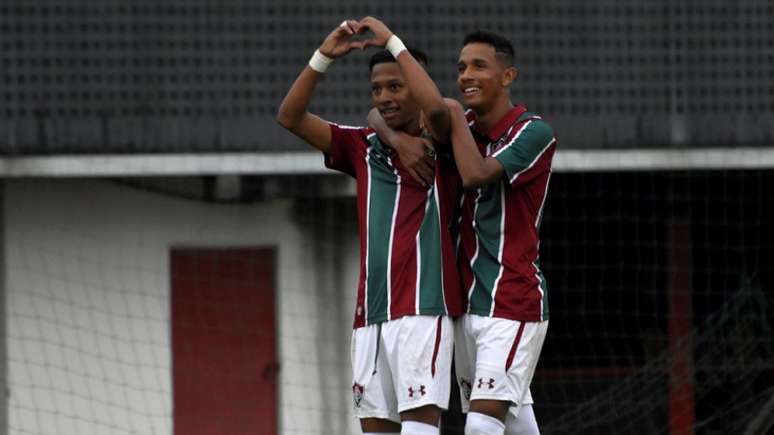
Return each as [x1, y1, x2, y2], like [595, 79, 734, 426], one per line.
[4, 150, 772, 434]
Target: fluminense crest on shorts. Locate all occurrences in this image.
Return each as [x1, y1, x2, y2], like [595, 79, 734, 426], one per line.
[352, 383, 365, 407]
[460, 379, 472, 401]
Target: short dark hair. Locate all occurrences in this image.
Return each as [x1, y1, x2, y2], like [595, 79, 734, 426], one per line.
[369, 47, 429, 71]
[462, 30, 515, 66]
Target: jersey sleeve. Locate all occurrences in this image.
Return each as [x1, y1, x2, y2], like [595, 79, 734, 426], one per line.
[492, 119, 556, 187]
[324, 123, 366, 177]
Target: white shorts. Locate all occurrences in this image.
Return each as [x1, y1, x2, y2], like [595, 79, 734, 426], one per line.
[351, 315, 454, 422]
[454, 314, 548, 417]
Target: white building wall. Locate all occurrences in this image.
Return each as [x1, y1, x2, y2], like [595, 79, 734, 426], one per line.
[3, 178, 359, 435]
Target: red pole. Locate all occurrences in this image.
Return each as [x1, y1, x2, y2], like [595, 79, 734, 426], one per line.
[667, 221, 695, 435]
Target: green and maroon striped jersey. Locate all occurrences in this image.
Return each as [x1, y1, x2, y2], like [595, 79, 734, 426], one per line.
[458, 105, 556, 322]
[325, 123, 463, 328]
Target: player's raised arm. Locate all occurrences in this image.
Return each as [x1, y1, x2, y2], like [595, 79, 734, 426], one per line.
[445, 98, 506, 188]
[276, 19, 364, 153]
[359, 16, 450, 143]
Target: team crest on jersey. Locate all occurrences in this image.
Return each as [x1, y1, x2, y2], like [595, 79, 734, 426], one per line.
[352, 383, 365, 407]
[488, 124, 517, 155]
[460, 379, 472, 401]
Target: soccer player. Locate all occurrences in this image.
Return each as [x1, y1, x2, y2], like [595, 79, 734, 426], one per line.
[368, 30, 556, 435]
[276, 17, 462, 435]
[448, 30, 555, 435]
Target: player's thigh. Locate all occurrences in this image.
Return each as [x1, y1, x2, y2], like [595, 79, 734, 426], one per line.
[382, 315, 454, 417]
[454, 314, 477, 413]
[360, 417, 402, 433]
[504, 320, 547, 417]
[468, 398, 511, 423]
[351, 324, 400, 423]
[469, 316, 547, 409]
[400, 404, 443, 427]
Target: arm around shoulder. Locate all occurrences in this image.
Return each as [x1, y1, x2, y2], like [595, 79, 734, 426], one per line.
[368, 107, 436, 187]
[446, 99, 505, 189]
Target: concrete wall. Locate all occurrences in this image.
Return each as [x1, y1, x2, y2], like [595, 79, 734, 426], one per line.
[3, 178, 359, 434]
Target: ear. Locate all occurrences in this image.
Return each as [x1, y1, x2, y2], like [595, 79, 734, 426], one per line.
[502, 66, 518, 87]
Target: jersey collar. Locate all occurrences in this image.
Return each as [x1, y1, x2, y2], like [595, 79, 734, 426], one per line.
[471, 104, 528, 142]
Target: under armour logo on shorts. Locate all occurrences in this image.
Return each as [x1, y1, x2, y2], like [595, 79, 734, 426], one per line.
[408, 385, 426, 398]
[477, 378, 495, 389]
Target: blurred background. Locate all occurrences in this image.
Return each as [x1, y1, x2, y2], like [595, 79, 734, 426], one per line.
[1, 1, 772, 434]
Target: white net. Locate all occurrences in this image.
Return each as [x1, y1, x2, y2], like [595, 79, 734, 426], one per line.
[3, 152, 773, 435]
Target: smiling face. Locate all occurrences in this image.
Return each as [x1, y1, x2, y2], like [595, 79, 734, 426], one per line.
[370, 62, 421, 132]
[457, 42, 517, 115]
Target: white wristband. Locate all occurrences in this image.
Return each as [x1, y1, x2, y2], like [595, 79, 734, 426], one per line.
[308, 49, 333, 73]
[385, 34, 407, 58]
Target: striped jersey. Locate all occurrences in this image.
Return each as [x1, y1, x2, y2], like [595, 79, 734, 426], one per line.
[458, 105, 556, 322]
[325, 123, 463, 328]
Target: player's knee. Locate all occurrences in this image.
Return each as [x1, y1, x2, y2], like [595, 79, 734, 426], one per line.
[400, 404, 442, 426]
[465, 412, 505, 435]
[400, 420, 439, 435]
[361, 417, 401, 433]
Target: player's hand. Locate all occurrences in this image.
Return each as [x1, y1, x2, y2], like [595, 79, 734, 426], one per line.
[391, 133, 436, 187]
[319, 19, 366, 58]
[358, 16, 393, 48]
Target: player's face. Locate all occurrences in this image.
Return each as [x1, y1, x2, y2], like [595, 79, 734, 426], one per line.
[457, 43, 510, 113]
[370, 62, 421, 131]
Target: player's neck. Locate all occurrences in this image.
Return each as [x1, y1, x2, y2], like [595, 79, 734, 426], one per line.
[475, 98, 513, 134]
[398, 118, 422, 136]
